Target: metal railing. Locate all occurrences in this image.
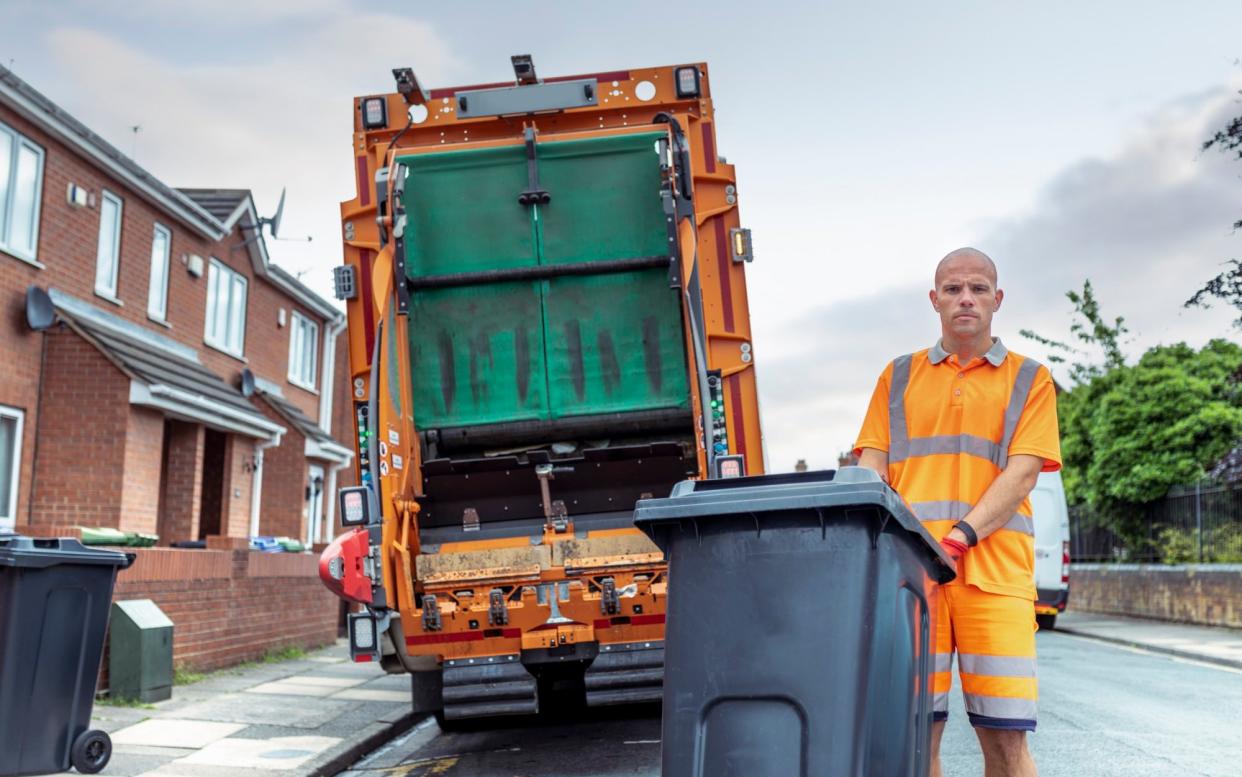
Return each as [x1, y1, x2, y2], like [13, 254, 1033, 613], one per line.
[1070, 481, 1242, 563]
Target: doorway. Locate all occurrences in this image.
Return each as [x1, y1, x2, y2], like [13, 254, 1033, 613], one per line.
[305, 464, 325, 546]
[198, 429, 226, 539]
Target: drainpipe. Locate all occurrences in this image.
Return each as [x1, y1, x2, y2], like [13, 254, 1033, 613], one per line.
[247, 433, 282, 538]
[318, 315, 346, 431]
[322, 460, 349, 543]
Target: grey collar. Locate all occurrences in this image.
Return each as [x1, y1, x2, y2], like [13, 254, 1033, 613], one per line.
[929, 338, 1008, 367]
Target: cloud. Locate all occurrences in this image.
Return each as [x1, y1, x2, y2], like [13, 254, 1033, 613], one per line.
[758, 80, 1242, 473]
[38, 13, 462, 300]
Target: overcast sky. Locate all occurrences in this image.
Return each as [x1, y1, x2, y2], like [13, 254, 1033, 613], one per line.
[4, 1, 1241, 472]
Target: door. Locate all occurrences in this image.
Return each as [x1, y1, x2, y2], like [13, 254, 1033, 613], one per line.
[399, 130, 690, 431]
[1031, 471, 1069, 593]
[305, 465, 325, 546]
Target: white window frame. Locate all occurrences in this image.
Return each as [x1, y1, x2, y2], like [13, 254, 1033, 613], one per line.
[204, 257, 248, 358]
[147, 223, 172, 323]
[287, 311, 319, 391]
[0, 122, 45, 265]
[94, 189, 123, 301]
[0, 405, 24, 531]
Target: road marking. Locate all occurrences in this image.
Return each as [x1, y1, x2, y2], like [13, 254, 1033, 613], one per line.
[1057, 632, 1242, 675]
[355, 717, 437, 769]
[624, 739, 661, 745]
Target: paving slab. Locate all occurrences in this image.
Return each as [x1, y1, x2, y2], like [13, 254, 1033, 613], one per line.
[166, 693, 354, 729]
[180, 735, 342, 770]
[329, 688, 410, 703]
[1059, 610, 1242, 669]
[111, 719, 247, 749]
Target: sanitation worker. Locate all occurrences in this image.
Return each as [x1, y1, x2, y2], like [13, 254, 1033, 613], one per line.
[854, 247, 1060, 777]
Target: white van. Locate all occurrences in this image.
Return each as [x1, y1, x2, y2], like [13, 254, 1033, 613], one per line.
[1031, 470, 1070, 629]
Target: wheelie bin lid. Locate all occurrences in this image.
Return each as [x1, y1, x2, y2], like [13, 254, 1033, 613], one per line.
[634, 467, 956, 583]
[0, 535, 135, 569]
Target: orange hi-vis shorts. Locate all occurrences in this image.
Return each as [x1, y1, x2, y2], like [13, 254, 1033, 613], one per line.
[933, 583, 1038, 731]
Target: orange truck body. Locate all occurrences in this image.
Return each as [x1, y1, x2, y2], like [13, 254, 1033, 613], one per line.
[326, 59, 765, 719]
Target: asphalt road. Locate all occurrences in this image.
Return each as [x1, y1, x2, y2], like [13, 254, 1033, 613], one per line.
[343, 631, 1242, 776]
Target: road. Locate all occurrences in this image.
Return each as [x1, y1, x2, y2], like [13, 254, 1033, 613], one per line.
[343, 630, 1242, 776]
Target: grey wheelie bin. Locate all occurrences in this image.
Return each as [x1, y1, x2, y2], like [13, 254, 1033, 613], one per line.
[0, 535, 135, 776]
[634, 467, 955, 777]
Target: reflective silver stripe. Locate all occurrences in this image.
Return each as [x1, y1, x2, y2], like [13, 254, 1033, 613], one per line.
[997, 358, 1042, 469]
[958, 653, 1037, 679]
[933, 691, 949, 713]
[934, 653, 953, 674]
[912, 501, 972, 521]
[888, 354, 913, 462]
[1001, 513, 1035, 536]
[963, 693, 1037, 720]
[906, 434, 1003, 464]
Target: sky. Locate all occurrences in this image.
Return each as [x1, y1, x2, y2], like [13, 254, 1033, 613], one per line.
[3, 1, 1241, 472]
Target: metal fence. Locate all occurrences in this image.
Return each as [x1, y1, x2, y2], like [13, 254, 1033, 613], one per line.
[1069, 481, 1242, 563]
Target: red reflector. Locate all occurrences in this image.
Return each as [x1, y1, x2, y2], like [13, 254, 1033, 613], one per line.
[354, 654, 373, 663]
[1061, 540, 1070, 584]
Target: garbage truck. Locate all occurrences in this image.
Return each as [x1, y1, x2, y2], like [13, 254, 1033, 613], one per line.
[319, 56, 765, 721]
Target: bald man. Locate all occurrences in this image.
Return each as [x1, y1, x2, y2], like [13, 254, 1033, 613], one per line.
[854, 248, 1061, 777]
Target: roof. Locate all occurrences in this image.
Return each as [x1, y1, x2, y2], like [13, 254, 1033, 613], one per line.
[259, 391, 335, 445]
[0, 66, 342, 324]
[177, 189, 249, 222]
[49, 289, 284, 440]
[0, 65, 224, 240]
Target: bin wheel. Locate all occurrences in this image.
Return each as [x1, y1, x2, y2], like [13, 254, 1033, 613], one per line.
[71, 729, 111, 774]
[1036, 613, 1057, 631]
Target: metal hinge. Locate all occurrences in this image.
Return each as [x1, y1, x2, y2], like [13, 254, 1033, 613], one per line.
[489, 588, 508, 626]
[600, 577, 620, 615]
[421, 594, 441, 632]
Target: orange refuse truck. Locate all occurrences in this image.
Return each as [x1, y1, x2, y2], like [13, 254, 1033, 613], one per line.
[319, 55, 765, 722]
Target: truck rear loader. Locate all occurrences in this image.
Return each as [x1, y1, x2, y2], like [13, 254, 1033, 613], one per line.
[319, 56, 765, 722]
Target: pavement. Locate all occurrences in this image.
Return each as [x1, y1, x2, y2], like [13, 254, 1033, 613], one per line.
[77, 640, 419, 777]
[79, 611, 1242, 777]
[1055, 609, 1242, 669]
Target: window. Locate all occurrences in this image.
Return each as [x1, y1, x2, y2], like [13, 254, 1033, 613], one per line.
[147, 224, 171, 321]
[94, 190, 123, 299]
[0, 123, 45, 263]
[204, 258, 247, 356]
[0, 406, 23, 531]
[288, 311, 319, 390]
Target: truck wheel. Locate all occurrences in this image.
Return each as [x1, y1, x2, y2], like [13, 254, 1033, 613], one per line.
[1036, 613, 1057, 631]
[71, 729, 111, 774]
[434, 708, 467, 733]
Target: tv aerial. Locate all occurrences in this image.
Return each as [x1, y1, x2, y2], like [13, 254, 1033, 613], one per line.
[247, 188, 311, 244]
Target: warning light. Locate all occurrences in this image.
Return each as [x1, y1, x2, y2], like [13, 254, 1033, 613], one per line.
[715, 454, 745, 479]
[339, 486, 376, 527]
[361, 97, 388, 129]
[675, 66, 701, 98]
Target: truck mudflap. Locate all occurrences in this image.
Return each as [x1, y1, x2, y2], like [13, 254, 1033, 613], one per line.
[442, 655, 539, 720]
[583, 641, 665, 707]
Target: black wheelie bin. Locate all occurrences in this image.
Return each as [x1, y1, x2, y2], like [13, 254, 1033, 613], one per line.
[0, 535, 135, 776]
[634, 467, 956, 777]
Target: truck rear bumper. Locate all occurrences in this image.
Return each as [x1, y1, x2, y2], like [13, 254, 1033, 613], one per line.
[1035, 587, 1069, 615]
[583, 641, 664, 707]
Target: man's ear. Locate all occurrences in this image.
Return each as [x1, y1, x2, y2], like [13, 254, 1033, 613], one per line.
[929, 289, 939, 311]
[995, 288, 1004, 310]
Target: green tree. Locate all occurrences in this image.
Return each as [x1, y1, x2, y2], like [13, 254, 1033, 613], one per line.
[1184, 97, 1242, 325]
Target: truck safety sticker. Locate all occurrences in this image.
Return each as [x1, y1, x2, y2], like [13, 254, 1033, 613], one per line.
[392, 454, 404, 470]
[379, 441, 389, 459]
[379, 459, 390, 476]
[388, 429, 400, 446]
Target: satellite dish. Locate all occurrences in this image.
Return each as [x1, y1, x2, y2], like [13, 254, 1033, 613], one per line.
[268, 188, 285, 239]
[238, 368, 257, 398]
[25, 286, 55, 331]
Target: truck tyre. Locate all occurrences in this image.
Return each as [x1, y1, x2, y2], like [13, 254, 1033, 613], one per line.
[1036, 613, 1057, 631]
[71, 729, 111, 774]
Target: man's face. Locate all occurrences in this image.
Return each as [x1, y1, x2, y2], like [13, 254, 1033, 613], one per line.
[929, 258, 1003, 340]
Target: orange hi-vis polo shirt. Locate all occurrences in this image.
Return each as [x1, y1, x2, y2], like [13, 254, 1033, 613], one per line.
[854, 339, 1062, 599]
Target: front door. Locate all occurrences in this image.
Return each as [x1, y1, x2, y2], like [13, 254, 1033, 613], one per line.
[305, 465, 325, 546]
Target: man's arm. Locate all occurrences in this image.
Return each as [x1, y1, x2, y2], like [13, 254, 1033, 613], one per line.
[948, 454, 1042, 545]
[856, 447, 889, 485]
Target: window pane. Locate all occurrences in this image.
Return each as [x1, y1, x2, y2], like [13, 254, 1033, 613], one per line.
[289, 320, 303, 379]
[229, 275, 247, 353]
[0, 129, 12, 245]
[148, 226, 170, 319]
[0, 415, 15, 520]
[95, 194, 121, 294]
[10, 143, 41, 257]
[304, 323, 317, 384]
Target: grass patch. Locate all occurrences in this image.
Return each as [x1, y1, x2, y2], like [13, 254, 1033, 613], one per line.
[96, 694, 156, 710]
[173, 666, 206, 686]
[261, 645, 308, 663]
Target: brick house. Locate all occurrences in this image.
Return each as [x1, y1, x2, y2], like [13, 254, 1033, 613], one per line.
[0, 65, 351, 547]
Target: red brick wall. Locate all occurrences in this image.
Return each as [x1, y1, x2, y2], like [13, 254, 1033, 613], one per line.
[29, 329, 130, 527]
[222, 435, 255, 537]
[159, 421, 204, 543]
[0, 100, 335, 528]
[260, 426, 308, 540]
[119, 407, 165, 534]
[103, 546, 338, 685]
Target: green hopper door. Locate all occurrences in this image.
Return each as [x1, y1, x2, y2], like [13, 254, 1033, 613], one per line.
[400, 131, 689, 430]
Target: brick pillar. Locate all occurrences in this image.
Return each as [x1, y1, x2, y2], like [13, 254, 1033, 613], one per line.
[159, 421, 205, 544]
[221, 435, 255, 538]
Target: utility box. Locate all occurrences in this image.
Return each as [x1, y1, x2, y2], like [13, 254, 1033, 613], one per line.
[109, 599, 173, 703]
